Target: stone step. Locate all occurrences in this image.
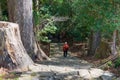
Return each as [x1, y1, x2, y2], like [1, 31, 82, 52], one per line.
[50, 47, 62, 50]
[50, 43, 63, 47]
[50, 47, 60, 50]
[18, 68, 116, 80]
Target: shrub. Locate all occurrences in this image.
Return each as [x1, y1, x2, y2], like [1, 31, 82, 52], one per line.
[114, 57, 120, 68]
[107, 61, 113, 67]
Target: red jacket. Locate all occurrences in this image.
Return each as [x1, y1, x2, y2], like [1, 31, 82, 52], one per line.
[63, 44, 69, 51]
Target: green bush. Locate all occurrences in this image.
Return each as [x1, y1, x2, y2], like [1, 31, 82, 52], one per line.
[114, 57, 120, 68]
[94, 53, 101, 58]
[107, 61, 113, 67]
[36, 19, 57, 43]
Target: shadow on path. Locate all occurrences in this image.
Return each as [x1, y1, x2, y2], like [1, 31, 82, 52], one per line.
[37, 55, 93, 70]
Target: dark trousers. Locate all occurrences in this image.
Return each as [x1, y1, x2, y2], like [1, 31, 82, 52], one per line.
[63, 51, 68, 57]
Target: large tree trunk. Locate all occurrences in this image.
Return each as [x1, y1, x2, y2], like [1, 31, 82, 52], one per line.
[7, 0, 34, 56]
[111, 30, 117, 55]
[0, 21, 33, 69]
[7, 0, 49, 60]
[88, 31, 101, 56]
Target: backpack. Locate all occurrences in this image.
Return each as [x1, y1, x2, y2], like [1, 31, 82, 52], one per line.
[63, 44, 69, 51]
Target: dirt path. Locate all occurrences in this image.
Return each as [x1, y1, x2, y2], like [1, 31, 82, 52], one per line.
[11, 43, 117, 80]
[16, 53, 116, 80]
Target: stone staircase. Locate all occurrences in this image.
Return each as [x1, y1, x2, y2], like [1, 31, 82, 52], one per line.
[50, 43, 64, 57]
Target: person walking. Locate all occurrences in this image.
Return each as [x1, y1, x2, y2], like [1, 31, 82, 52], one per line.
[63, 42, 69, 57]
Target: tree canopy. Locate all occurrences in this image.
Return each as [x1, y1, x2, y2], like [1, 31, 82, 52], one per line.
[1, 0, 120, 42]
[32, 0, 120, 42]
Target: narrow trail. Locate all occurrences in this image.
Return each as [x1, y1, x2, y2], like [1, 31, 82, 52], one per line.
[39, 54, 92, 70]
[18, 43, 116, 80]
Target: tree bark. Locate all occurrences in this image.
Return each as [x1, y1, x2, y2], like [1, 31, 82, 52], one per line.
[88, 31, 101, 56]
[7, 0, 50, 60]
[111, 30, 117, 55]
[0, 21, 33, 69]
[7, 0, 34, 55]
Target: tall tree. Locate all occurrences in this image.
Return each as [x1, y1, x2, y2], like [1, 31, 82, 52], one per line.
[7, 0, 49, 60]
[111, 30, 117, 55]
[7, 0, 34, 55]
[88, 31, 101, 56]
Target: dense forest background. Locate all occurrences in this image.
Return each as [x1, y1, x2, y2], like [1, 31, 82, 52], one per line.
[1, 0, 119, 43]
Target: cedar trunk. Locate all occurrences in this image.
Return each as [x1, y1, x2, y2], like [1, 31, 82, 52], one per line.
[88, 31, 101, 56]
[7, 0, 34, 56]
[7, 0, 50, 60]
[111, 30, 117, 55]
[0, 21, 33, 69]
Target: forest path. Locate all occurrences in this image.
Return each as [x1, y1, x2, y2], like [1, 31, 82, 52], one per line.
[18, 43, 116, 80]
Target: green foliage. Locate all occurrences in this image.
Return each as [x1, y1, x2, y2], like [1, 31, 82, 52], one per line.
[50, 0, 72, 16]
[46, 0, 120, 42]
[36, 19, 57, 43]
[0, 15, 8, 21]
[33, 0, 57, 43]
[54, 0, 63, 4]
[33, 0, 120, 42]
[71, 0, 118, 38]
[1, 0, 120, 42]
[114, 57, 120, 68]
[94, 53, 101, 58]
[0, 0, 8, 21]
[107, 61, 113, 67]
